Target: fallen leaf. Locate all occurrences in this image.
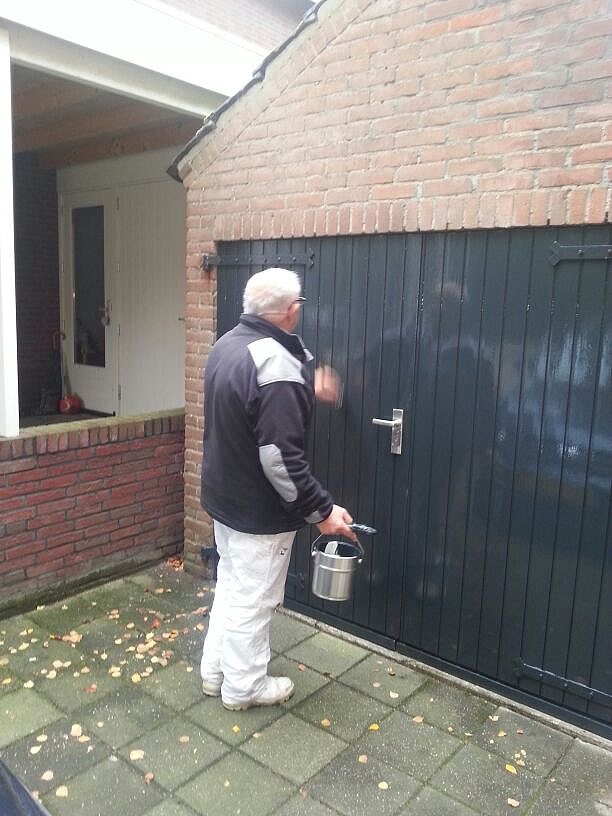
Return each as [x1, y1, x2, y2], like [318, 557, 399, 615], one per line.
[36, 734, 47, 743]
[1, 678, 12, 685]
[131, 673, 142, 683]
[223, 779, 230, 788]
[464, 732, 473, 737]
[448, 727, 454, 733]
[253, 732, 261, 738]
[55, 786, 68, 798]
[378, 781, 389, 790]
[386, 667, 396, 676]
[505, 764, 517, 775]
[508, 798, 520, 808]
[144, 772, 154, 784]
[369, 723, 380, 731]
[389, 691, 399, 699]
[78, 735, 90, 743]
[412, 716, 424, 724]
[130, 749, 145, 761]
[0, 658, 8, 666]
[358, 755, 368, 764]
[70, 724, 82, 737]
[489, 715, 499, 722]
[297, 664, 306, 672]
[114, 639, 123, 645]
[498, 730, 507, 737]
[52, 660, 63, 669]
[516, 728, 524, 734]
[29, 746, 41, 755]
[372, 682, 381, 688]
[41, 771, 53, 782]
[154, 588, 165, 594]
[46, 670, 57, 679]
[179, 735, 190, 742]
[321, 719, 331, 728]
[85, 685, 97, 693]
[126, 623, 135, 629]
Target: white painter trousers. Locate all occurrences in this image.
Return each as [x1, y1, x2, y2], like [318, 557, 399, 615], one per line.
[200, 519, 295, 705]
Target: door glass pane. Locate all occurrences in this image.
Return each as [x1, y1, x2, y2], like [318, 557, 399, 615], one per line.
[73, 206, 105, 367]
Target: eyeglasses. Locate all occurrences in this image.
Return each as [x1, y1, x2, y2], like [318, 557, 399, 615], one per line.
[293, 297, 306, 305]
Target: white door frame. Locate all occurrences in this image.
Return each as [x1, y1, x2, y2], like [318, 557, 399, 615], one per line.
[59, 189, 118, 415]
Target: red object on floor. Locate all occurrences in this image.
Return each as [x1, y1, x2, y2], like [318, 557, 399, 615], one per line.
[59, 394, 81, 414]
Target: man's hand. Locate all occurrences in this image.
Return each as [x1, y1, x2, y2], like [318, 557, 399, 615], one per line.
[314, 365, 342, 406]
[317, 505, 356, 541]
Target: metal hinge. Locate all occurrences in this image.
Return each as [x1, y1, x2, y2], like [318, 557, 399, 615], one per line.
[549, 241, 612, 266]
[203, 250, 315, 272]
[514, 659, 612, 708]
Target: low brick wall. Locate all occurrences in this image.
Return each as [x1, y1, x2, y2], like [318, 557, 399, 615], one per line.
[0, 410, 184, 609]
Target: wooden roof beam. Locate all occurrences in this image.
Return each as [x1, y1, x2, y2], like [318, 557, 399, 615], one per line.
[11, 77, 101, 121]
[37, 117, 201, 168]
[13, 101, 186, 152]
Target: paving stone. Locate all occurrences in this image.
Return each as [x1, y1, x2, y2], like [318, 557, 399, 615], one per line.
[274, 793, 339, 816]
[185, 695, 284, 745]
[140, 658, 202, 710]
[128, 566, 213, 610]
[41, 755, 163, 816]
[293, 679, 392, 741]
[398, 786, 482, 815]
[142, 800, 199, 816]
[0, 670, 25, 696]
[160, 619, 209, 661]
[79, 578, 155, 614]
[430, 742, 543, 815]
[526, 779, 612, 816]
[26, 595, 105, 634]
[551, 738, 612, 800]
[401, 677, 496, 734]
[270, 613, 317, 653]
[241, 711, 347, 785]
[79, 687, 173, 749]
[120, 715, 228, 790]
[339, 653, 427, 707]
[0, 688, 62, 749]
[285, 632, 368, 678]
[175, 751, 293, 816]
[353, 710, 462, 782]
[1, 613, 44, 641]
[0, 714, 111, 795]
[4, 635, 85, 682]
[269, 655, 330, 709]
[305, 745, 420, 816]
[74, 615, 151, 657]
[38, 656, 125, 713]
[472, 706, 571, 776]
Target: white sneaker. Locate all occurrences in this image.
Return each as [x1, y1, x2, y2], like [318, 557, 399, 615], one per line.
[223, 676, 295, 711]
[201, 677, 222, 697]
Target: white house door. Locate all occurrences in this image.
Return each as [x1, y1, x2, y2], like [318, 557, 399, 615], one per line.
[60, 190, 118, 415]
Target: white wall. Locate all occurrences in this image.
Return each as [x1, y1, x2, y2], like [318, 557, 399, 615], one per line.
[58, 149, 186, 416]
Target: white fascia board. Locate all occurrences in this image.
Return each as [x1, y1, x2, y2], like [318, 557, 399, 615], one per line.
[2, 0, 268, 99]
[6, 21, 226, 117]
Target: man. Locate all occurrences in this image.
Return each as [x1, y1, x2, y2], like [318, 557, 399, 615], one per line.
[199, 267, 355, 711]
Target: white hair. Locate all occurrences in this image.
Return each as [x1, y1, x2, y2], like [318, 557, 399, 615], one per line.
[243, 267, 301, 316]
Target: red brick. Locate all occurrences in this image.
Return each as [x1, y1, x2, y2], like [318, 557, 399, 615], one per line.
[539, 167, 602, 187]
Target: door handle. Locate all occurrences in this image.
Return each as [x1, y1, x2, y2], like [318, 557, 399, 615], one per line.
[372, 408, 403, 454]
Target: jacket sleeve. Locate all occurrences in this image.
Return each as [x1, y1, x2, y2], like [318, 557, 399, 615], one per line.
[253, 380, 333, 524]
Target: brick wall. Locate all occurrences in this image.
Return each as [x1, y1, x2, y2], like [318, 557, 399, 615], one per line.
[0, 413, 184, 607]
[163, 0, 312, 52]
[13, 153, 60, 415]
[176, 0, 612, 571]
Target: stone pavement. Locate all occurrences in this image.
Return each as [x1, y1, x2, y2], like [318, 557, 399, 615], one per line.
[1, 562, 611, 816]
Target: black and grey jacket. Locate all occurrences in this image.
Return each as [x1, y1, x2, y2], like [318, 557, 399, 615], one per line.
[200, 314, 333, 534]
